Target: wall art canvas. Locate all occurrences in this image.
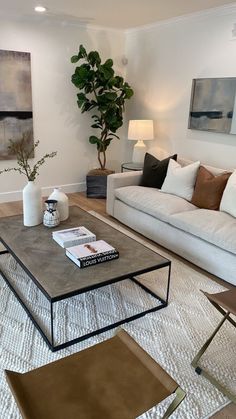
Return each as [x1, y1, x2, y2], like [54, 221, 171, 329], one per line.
[188, 77, 236, 134]
[0, 49, 33, 160]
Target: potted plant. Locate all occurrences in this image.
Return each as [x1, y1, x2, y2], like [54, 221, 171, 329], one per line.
[0, 134, 57, 226]
[71, 45, 133, 197]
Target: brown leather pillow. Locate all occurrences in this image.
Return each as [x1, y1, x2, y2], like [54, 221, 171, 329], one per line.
[191, 166, 231, 210]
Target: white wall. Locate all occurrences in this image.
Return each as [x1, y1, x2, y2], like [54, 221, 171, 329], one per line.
[1, 6, 236, 203]
[0, 16, 126, 201]
[125, 5, 236, 169]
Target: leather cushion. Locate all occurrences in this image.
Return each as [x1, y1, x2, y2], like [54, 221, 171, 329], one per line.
[191, 166, 231, 210]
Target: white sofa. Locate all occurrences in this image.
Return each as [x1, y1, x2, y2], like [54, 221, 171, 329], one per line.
[106, 159, 236, 286]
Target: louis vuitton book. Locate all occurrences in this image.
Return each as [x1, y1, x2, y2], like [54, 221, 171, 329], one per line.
[66, 240, 119, 268]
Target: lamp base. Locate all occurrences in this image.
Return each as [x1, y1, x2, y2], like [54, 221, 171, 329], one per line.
[132, 140, 147, 164]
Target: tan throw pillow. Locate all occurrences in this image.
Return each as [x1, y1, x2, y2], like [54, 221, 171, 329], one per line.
[191, 166, 231, 210]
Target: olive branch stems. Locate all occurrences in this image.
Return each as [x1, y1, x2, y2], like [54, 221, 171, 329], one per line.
[0, 135, 57, 181]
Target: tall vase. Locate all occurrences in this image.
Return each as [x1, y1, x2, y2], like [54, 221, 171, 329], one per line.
[23, 181, 42, 227]
[48, 187, 69, 221]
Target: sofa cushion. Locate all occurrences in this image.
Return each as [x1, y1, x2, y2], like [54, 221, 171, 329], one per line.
[140, 153, 177, 189]
[115, 186, 196, 223]
[220, 170, 236, 217]
[169, 209, 236, 254]
[161, 159, 200, 201]
[191, 166, 231, 210]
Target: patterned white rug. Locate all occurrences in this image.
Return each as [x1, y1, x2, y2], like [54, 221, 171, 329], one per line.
[0, 211, 235, 419]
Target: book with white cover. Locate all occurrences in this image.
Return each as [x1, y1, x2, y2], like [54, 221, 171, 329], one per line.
[53, 226, 96, 248]
[66, 240, 119, 268]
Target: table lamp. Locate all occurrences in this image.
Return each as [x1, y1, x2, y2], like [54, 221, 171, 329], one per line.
[128, 120, 154, 163]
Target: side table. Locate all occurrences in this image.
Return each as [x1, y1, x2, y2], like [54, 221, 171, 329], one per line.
[121, 162, 143, 172]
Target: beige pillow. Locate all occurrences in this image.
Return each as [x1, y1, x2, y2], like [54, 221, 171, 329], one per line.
[220, 170, 236, 217]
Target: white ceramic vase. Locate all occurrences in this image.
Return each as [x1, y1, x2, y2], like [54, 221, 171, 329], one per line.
[23, 181, 42, 227]
[48, 187, 69, 221]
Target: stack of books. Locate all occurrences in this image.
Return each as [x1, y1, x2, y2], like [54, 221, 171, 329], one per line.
[66, 240, 119, 269]
[52, 226, 119, 268]
[52, 226, 96, 248]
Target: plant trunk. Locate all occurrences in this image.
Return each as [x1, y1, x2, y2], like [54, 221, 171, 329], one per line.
[98, 149, 106, 170]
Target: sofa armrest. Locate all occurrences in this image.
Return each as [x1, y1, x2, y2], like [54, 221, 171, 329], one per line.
[106, 171, 142, 216]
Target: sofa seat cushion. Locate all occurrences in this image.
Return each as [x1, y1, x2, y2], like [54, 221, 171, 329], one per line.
[169, 209, 236, 254]
[115, 186, 196, 223]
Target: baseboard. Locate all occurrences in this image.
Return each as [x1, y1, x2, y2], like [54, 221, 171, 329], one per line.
[0, 182, 86, 203]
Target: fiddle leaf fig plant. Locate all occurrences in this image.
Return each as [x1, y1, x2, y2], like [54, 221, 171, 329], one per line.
[71, 45, 134, 170]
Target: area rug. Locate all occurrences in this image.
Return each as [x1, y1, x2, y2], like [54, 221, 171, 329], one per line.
[0, 211, 235, 419]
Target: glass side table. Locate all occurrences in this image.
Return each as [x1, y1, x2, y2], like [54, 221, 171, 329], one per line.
[121, 162, 144, 172]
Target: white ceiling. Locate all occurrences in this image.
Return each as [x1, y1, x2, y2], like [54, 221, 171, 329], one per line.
[1, 0, 235, 29]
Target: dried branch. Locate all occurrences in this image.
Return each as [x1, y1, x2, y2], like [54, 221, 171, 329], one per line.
[0, 134, 57, 181]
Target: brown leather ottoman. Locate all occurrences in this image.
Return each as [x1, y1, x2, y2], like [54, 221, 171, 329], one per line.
[6, 330, 185, 419]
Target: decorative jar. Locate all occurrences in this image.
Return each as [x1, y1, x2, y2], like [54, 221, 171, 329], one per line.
[43, 199, 60, 228]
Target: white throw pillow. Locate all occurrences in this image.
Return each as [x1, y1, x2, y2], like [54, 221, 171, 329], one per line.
[161, 159, 200, 201]
[220, 170, 236, 217]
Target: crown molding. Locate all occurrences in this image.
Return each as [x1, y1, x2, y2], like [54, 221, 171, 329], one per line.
[125, 3, 236, 35]
[83, 23, 124, 33]
[1, 3, 236, 35]
[0, 11, 124, 33]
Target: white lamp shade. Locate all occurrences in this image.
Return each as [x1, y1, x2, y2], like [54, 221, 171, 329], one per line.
[128, 120, 154, 141]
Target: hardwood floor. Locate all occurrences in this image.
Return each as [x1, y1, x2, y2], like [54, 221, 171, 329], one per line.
[0, 192, 234, 418]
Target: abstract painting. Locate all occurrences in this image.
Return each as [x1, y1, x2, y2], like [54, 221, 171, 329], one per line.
[188, 78, 236, 134]
[0, 50, 33, 160]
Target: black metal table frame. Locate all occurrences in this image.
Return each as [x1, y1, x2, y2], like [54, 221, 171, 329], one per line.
[0, 242, 171, 352]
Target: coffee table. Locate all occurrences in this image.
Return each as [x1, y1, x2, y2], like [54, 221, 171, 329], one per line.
[0, 206, 171, 352]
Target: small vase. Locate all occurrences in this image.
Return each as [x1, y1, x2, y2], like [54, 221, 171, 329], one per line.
[48, 187, 69, 221]
[23, 181, 42, 227]
[43, 199, 60, 228]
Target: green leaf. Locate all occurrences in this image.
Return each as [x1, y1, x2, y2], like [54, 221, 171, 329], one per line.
[71, 55, 79, 63]
[84, 83, 93, 94]
[76, 64, 90, 79]
[80, 102, 88, 112]
[124, 87, 134, 99]
[91, 123, 102, 129]
[89, 136, 99, 144]
[78, 44, 87, 58]
[88, 51, 101, 66]
[113, 76, 124, 88]
[99, 64, 114, 80]
[71, 73, 81, 88]
[109, 132, 119, 139]
[92, 115, 101, 121]
[104, 58, 113, 67]
[105, 92, 117, 101]
[77, 93, 87, 107]
[72, 64, 95, 89]
[104, 138, 112, 146]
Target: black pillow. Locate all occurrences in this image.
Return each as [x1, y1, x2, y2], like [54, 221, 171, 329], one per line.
[140, 153, 178, 189]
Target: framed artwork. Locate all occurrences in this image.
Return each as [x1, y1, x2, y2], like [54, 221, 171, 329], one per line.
[188, 77, 236, 134]
[0, 49, 33, 160]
